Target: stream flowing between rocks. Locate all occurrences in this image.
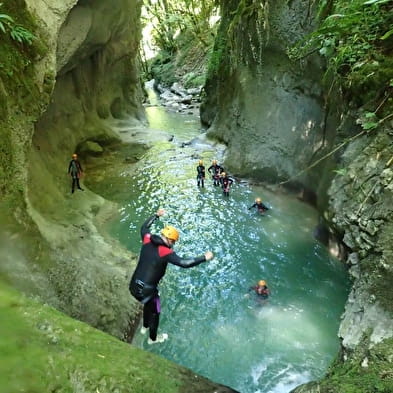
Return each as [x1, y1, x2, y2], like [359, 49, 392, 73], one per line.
[109, 87, 350, 393]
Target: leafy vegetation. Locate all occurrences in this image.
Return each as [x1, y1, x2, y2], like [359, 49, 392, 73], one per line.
[289, 0, 393, 113]
[0, 0, 46, 200]
[141, 0, 218, 86]
[0, 2, 35, 44]
[320, 334, 393, 393]
[143, 0, 218, 54]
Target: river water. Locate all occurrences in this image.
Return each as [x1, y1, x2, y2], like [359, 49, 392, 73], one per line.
[110, 88, 349, 393]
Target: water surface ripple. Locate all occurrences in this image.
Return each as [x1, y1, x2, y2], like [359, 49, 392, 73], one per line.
[111, 101, 349, 393]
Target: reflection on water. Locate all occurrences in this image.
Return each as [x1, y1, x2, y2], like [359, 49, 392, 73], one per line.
[111, 91, 349, 393]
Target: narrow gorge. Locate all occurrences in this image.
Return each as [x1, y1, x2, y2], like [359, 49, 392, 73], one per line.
[0, 0, 392, 392]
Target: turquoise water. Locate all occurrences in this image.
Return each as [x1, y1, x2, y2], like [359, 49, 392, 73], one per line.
[111, 92, 349, 393]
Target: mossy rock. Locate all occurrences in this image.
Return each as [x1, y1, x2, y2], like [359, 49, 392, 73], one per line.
[0, 281, 238, 393]
[79, 141, 104, 156]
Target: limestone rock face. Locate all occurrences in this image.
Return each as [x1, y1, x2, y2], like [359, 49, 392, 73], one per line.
[291, 127, 393, 393]
[328, 130, 393, 346]
[201, 0, 334, 196]
[10, 0, 146, 340]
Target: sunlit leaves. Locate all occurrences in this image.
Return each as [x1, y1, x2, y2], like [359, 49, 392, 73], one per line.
[363, 0, 391, 5]
[288, 0, 393, 106]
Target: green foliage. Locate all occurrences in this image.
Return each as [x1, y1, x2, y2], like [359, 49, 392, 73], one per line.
[183, 72, 205, 88]
[142, 0, 218, 54]
[149, 51, 177, 86]
[9, 24, 35, 44]
[0, 281, 221, 393]
[0, 1, 47, 200]
[141, 0, 218, 85]
[321, 336, 393, 393]
[207, 33, 228, 76]
[333, 168, 347, 176]
[206, 0, 267, 77]
[0, 2, 35, 44]
[0, 10, 13, 32]
[289, 0, 393, 108]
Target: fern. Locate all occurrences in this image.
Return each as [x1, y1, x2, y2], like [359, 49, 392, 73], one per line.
[0, 3, 35, 44]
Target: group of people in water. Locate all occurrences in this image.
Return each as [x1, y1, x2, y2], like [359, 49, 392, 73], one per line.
[67, 152, 269, 345]
[197, 159, 234, 197]
[129, 162, 272, 345]
[198, 159, 270, 215]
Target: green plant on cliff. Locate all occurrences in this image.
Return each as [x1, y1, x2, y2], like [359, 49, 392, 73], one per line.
[0, 1, 46, 200]
[0, 3, 35, 44]
[320, 333, 393, 393]
[206, 0, 268, 77]
[289, 0, 393, 111]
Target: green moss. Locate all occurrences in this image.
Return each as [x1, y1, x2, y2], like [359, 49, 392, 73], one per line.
[0, 1, 46, 103]
[206, 34, 228, 76]
[149, 51, 177, 86]
[0, 126, 14, 196]
[0, 281, 224, 393]
[149, 24, 214, 88]
[0, 0, 48, 200]
[183, 72, 206, 88]
[321, 337, 393, 393]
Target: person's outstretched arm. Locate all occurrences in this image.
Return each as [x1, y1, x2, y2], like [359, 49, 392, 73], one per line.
[166, 250, 213, 268]
[140, 209, 165, 240]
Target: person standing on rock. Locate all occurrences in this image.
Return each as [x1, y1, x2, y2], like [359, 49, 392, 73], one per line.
[196, 160, 206, 187]
[129, 208, 214, 344]
[67, 153, 84, 193]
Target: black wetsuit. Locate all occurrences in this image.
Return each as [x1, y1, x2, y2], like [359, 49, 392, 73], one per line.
[249, 202, 269, 213]
[68, 159, 84, 193]
[249, 285, 270, 299]
[208, 164, 224, 186]
[196, 164, 205, 187]
[129, 214, 207, 341]
[221, 175, 234, 197]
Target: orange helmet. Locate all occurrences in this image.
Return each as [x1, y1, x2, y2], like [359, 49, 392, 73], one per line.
[258, 280, 266, 286]
[161, 226, 179, 241]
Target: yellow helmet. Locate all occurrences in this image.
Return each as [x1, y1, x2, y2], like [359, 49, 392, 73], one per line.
[212, 159, 217, 164]
[72, 153, 77, 158]
[258, 280, 266, 286]
[255, 198, 262, 203]
[199, 160, 203, 165]
[221, 172, 226, 177]
[161, 226, 179, 241]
